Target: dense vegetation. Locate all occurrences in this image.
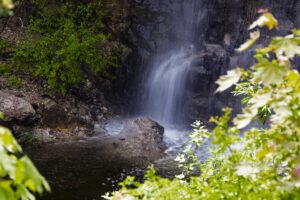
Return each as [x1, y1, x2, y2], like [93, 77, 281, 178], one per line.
[2, 0, 124, 94]
[107, 12, 300, 199]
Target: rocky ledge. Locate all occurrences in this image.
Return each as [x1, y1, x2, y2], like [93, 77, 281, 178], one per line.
[0, 76, 115, 143]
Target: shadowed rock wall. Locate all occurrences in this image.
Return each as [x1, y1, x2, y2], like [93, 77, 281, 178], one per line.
[124, 0, 300, 123]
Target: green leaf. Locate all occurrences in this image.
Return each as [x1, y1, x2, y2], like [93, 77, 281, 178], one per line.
[216, 68, 242, 93]
[16, 185, 35, 200]
[236, 31, 260, 52]
[0, 125, 50, 199]
[0, 126, 22, 153]
[271, 35, 300, 58]
[0, 181, 14, 200]
[252, 59, 288, 85]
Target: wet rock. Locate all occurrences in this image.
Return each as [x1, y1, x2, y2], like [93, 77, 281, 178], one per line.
[40, 96, 93, 131]
[74, 127, 90, 138]
[32, 128, 54, 143]
[40, 97, 67, 129]
[203, 43, 227, 57]
[186, 46, 229, 122]
[115, 117, 166, 164]
[0, 90, 36, 123]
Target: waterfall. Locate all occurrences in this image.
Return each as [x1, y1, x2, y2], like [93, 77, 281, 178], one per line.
[139, 0, 203, 126]
[143, 47, 194, 125]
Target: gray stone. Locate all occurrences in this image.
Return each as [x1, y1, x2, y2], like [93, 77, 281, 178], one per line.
[115, 117, 166, 163]
[0, 91, 36, 122]
[32, 128, 53, 143]
[203, 43, 227, 57]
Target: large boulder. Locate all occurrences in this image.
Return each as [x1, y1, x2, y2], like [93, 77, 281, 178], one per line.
[0, 91, 36, 123]
[114, 117, 166, 164]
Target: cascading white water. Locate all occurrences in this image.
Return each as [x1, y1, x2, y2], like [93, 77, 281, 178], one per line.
[143, 47, 194, 125]
[140, 0, 204, 126]
[104, 0, 206, 153]
[138, 0, 205, 149]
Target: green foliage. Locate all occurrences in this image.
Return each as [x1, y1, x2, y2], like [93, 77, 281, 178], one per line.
[0, 38, 12, 57]
[103, 167, 201, 200]
[0, 0, 14, 15]
[107, 13, 300, 199]
[0, 113, 50, 200]
[0, 63, 22, 89]
[11, 0, 122, 94]
[8, 75, 22, 89]
[0, 63, 10, 75]
[17, 132, 42, 145]
[232, 82, 259, 104]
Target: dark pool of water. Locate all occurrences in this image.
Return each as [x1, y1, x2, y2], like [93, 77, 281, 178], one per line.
[25, 138, 151, 200]
[24, 124, 197, 200]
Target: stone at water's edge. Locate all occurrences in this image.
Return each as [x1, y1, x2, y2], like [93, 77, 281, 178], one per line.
[116, 117, 166, 163]
[0, 90, 36, 123]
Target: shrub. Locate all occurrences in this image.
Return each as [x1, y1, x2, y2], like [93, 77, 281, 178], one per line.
[11, 0, 123, 94]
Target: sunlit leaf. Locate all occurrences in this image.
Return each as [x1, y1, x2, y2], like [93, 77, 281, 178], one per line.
[236, 31, 260, 52]
[271, 35, 300, 58]
[216, 68, 242, 93]
[233, 108, 258, 129]
[293, 29, 300, 36]
[286, 70, 300, 92]
[0, 125, 50, 199]
[0, 126, 22, 153]
[16, 185, 35, 200]
[252, 59, 288, 85]
[236, 164, 259, 178]
[256, 142, 276, 160]
[249, 12, 278, 30]
[1, 0, 14, 9]
[248, 90, 272, 109]
[0, 181, 14, 200]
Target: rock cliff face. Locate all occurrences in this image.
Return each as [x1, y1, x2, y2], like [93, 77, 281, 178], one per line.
[123, 0, 300, 123]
